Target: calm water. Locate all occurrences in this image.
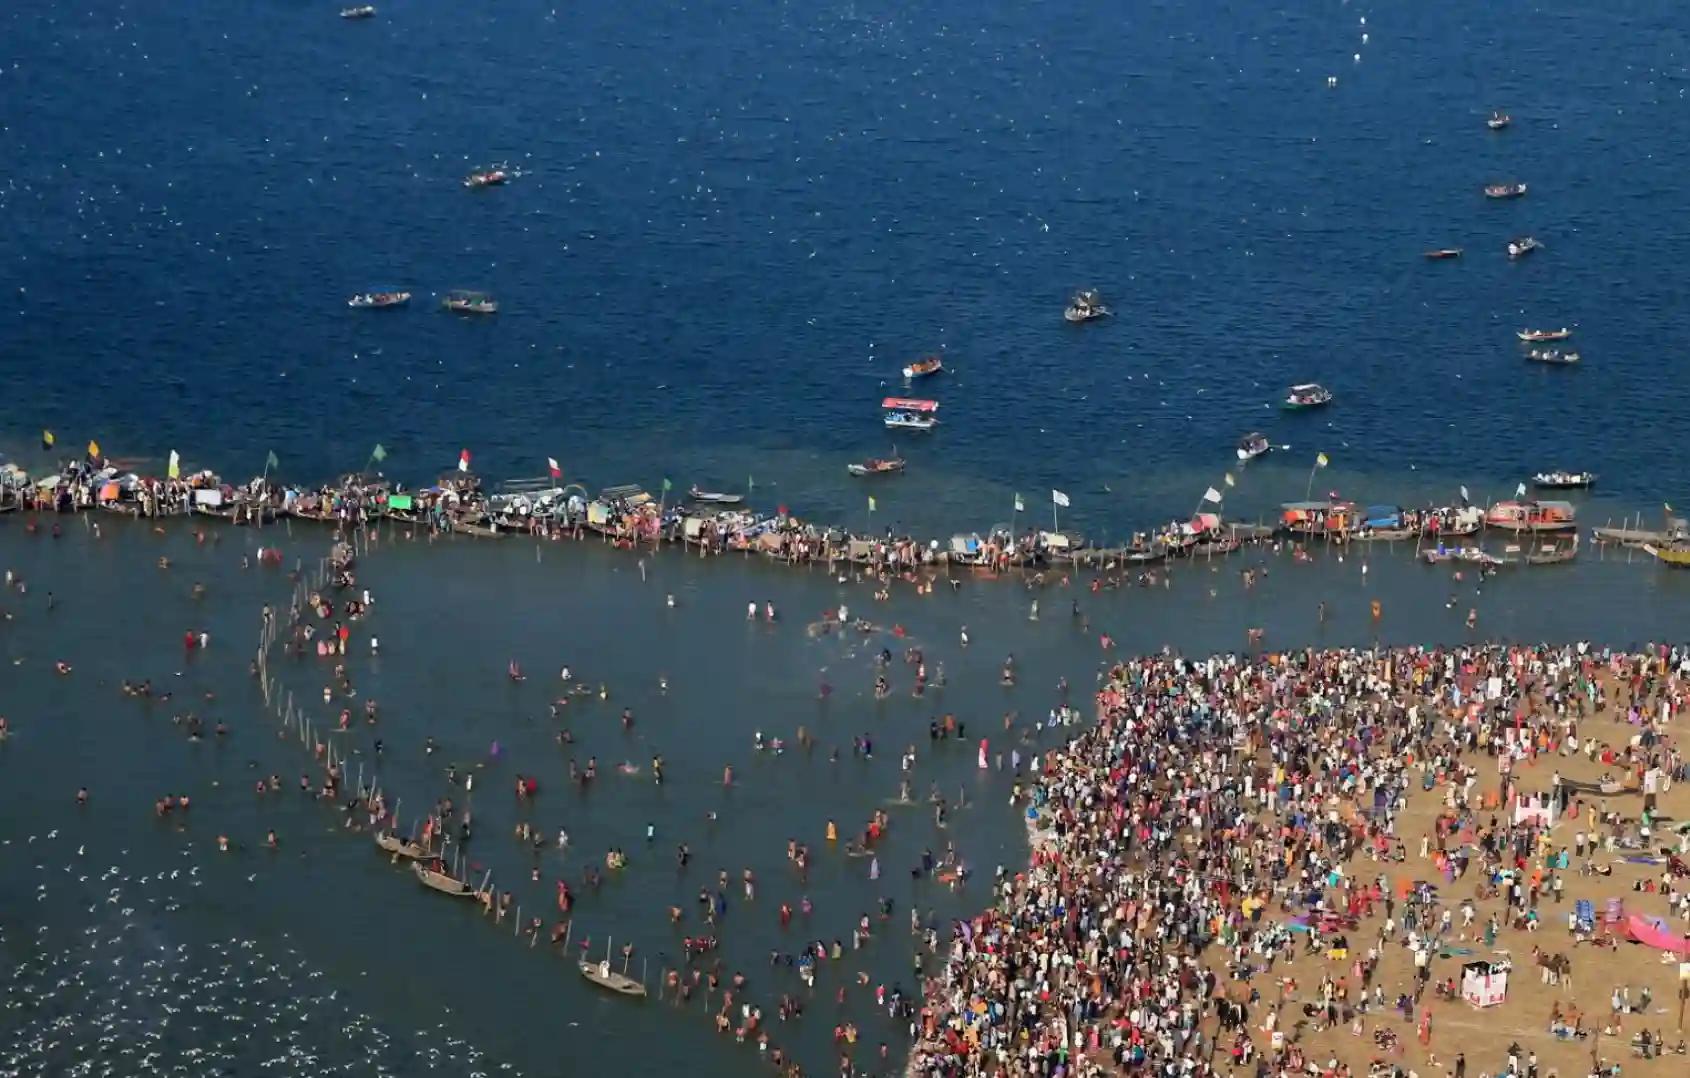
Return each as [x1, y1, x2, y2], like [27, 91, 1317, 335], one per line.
[5, 0, 1690, 1073]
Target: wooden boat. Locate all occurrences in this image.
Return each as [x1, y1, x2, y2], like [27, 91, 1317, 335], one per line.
[1423, 248, 1463, 260]
[1236, 432, 1271, 461]
[847, 457, 905, 477]
[1487, 111, 1511, 131]
[1531, 471, 1595, 489]
[902, 355, 943, 379]
[1485, 499, 1576, 532]
[1517, 327, 1572, 343]
[411, 859, 479, 897]
[463, 168, 508, 189]
[340, 5, 376, 18]
[1063, 290, 1110, 323]
[1281, 383, 1333, 410]
[348, 290, 410, 309]
[1484, 182, 1527, 200]
[882, 397, 938, 432]
[1643, 543, 1690, 567]
[376, 831, 431, 860]
[1421, 546, 1503, 567]
[687, 487, 743, 505]
[1525, 349, 1579, 366]
[442, 290, 498, 314]
[579, 937, 647, 998]
[1507, 236, 1540, 259]
[1523, 535, 1579, 565]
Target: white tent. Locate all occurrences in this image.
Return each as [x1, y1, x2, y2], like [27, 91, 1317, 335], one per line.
[1460, 960, 1508, 1008]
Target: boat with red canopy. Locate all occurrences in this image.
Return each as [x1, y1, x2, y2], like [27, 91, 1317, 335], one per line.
[881, 398, 939, 431]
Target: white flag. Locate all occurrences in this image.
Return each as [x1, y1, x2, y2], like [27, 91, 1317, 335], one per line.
[1223, 473, 1236, 488]
[1203, 486, 1223, 503]
[1460, 485, 1470, 503]
[1051, 489, 1070, 508]
[1013, 493, 1025, 513]
[1515, 481, 1527, 498]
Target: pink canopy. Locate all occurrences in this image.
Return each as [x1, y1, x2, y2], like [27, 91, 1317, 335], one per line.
[1626, 914, 1690, 954]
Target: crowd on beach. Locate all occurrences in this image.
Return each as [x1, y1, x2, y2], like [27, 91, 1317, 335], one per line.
[909, 644, 1690, 1078]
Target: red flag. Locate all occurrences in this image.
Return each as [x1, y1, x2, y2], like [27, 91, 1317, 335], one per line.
[547, 456, 561, 479]
[458, 449, 471, 473]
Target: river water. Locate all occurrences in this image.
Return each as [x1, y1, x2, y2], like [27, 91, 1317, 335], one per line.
[4, 0, 1690, 1074]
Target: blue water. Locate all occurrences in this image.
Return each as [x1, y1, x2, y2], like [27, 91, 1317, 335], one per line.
[4, 0, 1689, 534]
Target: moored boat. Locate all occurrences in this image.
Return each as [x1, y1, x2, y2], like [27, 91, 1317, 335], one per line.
[687, 487, 743, 505]
[376, 831, 431, 860]
[1523, 535, 1579, 565]
[411, 859, 480, 897]
[1235, 432, 1271, 461]
[1063, 290, 1110, 323]
[1525, 349, 1579, 365]
[1485, 499, 1576, 532]
[1423, 248, 1463, 260]
[1281, 383, 1333, 410]
[882, 397, 939, 431]
[1643, 543, 1690, 567]
[1484, 182, 1527, 199]
[464, 167, 508, 189]
[902, 355, 943, 379]
[1516, 327, 1571, 343]
[846, 456, 906, 477]
[1487, 111, 1511, 130]
[579, 938, 647, 998]
[1531, 471, 1595, 489]
[1421, 546, 1504, 567]
[348, 290, 411, 309]
[1506, 236, 1540, 259]
[442, 290, 498, 314]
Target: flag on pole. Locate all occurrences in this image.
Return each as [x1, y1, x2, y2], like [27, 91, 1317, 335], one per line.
[1223, 473, 1235, 488]
[547, 457, 562, 479]
[1051, 489, 1070, 508]
[87, 439, 101, 460]
[661, 477, 673, 493]
[1013, 493, 1024, 513]
[867, 495, 877, 513]
[1667, 502, 1675, 515]
[1202, 486, 1223, 503]
[1315, 452, 1329, 468]
[167, 450, 181, 479]
[458, 449, 471, 473]
[1515, 481, 1527, 498]
[748, 475, 755, 491]
[41, 430, 54, 450]
[1459, 485, 1470, 504]
[371, 443, 387, 463]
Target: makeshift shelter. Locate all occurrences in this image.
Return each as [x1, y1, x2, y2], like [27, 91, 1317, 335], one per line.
[1460, 960, 1508, 1008]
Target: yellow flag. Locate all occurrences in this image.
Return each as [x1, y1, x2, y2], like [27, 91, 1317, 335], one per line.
[87, 439, 101, 460]
[1316, 452, 1329, 468]
[868, 496, 877, 512]
[168, 450, 181, 479]
[41, 430, 55, 450]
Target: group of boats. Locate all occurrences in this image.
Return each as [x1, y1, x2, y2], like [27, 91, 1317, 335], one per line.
[347, 290, 497, 314]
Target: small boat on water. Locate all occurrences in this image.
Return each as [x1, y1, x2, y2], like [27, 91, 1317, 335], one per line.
[847, 456, 905, 477]
[1063, 290, 1110, 324]
[1643, 543, 1690, 567]
[348, 290, 410, 309]
[902, 355, 943, 379]
[442, 290, 498, 314]
[579, 938, 647, 999]
[375, 831, 431, 860]
[1523, 535, 1579, 565]
[1532, 471, 1596, 489]
[1423, 248, 1463, 260]
[882, 397, 939, 432]
[1236, 432, 1272, 461]
[1484, 182, 1527, 200]
[687, 487, 743, 505]
[1485, 499, 1577, 532]
[464, 167, 508, 189]
[411, 858, 481, 898]
[340, 5, 376, 18]
[1487, 111, 1512, 131]
[1507, 236, 1540, 259]
[1282, 383, 1333, 410]
[1421, 546, 1504, 567]
[1517, 327, 1572, 343]
[1525, 349, 1579, 366]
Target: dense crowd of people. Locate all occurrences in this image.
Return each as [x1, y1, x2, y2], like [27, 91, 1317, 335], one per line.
[908, 644, 1690, 1078]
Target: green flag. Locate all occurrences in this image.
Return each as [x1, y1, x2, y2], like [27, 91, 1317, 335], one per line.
[868, 495, 877, 513]
[371, 443, 387, 463]
[265, 450, 279, 470]
[661, 477, 672, 492]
